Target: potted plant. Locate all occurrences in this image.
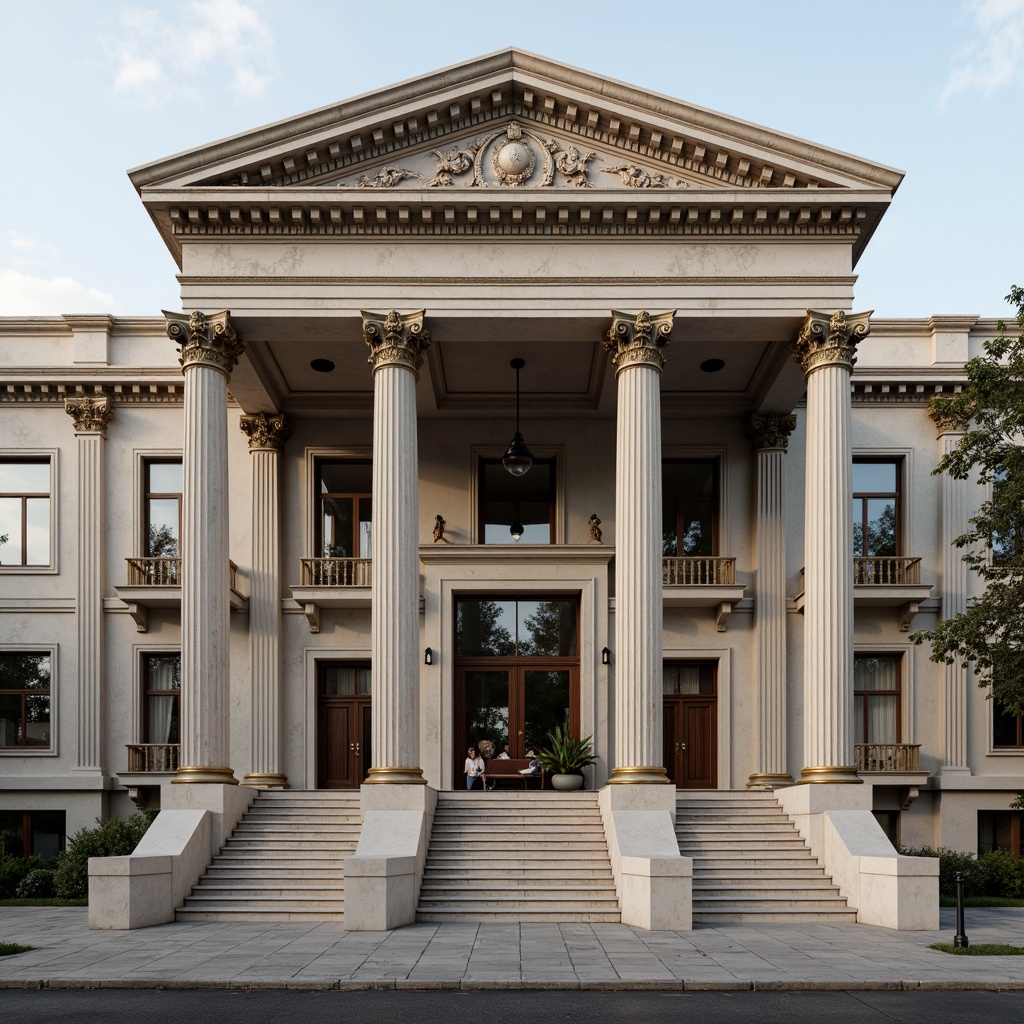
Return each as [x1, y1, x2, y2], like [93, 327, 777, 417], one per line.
[536, 724, 597, 791]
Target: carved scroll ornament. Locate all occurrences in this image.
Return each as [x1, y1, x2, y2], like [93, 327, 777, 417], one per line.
[164, 310, 244, 377]
[744, 412, 797, 452]
[604, 309, 675, 375]
[362, 309, 431, 375]
[791, 309, 872, 377]
[240, 412, 291, 452]
[64, 396, 114, 434]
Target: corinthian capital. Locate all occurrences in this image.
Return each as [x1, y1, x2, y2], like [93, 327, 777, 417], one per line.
[928, 398, 969, 436]
[603, 309, 675, 376]
[362, 309, 430, 376]
[791, 309, 872, 377]
[744, 412, 796, 452]
[164, 310, 244, 377]
[64, 396, 114, 435]
[240, 412, 290, 452]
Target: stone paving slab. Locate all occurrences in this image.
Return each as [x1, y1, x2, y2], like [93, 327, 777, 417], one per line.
[3, 907, 1024, 990]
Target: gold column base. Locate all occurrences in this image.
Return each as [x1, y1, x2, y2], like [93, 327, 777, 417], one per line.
[171, 765, 239, 785]
[363, 765, 428, 785]
[241, 772, 287, 789]
[798, 764, 863, 785]
[746, 772, 794, 790]
[607, 765, 671, 785]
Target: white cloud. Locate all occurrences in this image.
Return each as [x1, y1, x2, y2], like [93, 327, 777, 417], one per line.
[0, 269, 115, 316]
[941, 0, 1024, 106]
[5, 230, 60, 269]
[107, 0, 277, 105]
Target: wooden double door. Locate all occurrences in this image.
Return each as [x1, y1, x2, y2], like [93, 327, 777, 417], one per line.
[662, 661, 718, 788]
[317, 662, 372, 789]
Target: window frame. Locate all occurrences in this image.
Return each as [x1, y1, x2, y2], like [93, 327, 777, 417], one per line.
[477, 456, 558, 546]
[853, 651, 903, 745]
[0, 451, 58, 574]
[0, 646, 57, 756]
[314, 457, 373, 559]
[851, 457, 902, 557]
[141, 458, 183, 558]
[662, 458, 720, 557]
[978, 810, 1023, 859]
[141, 650, 181, 746]
[992, 701, 1024, 750]
[0, 809, 66, 860]
[304, 447, 373, 559]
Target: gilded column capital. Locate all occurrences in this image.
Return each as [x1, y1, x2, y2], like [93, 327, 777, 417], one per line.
[164, 310, 244, 377]
[64, 396, 114, 435]
[791, 309, 872, 377]
[362, 309, 430, 376]
[928, 399, 969, 436]
[240, 412, 290, 452]
[744, 412, 797, 452]
[604, 309, 675, 376]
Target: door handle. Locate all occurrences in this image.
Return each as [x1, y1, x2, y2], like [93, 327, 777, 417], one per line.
[350, 742, 361, 753]
[676, 742, 686, 752]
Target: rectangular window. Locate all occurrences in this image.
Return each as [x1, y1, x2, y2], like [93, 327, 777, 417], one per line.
[979, 811, 1023, 859]
[662, 460, 717, 556]
[852, 460, 900, 557]
[456, 597, 578, 657]
[0, 652, 51, 749]
[143, 460, 182, 557]
[992, 469, 1021, 566]
[854, 653, 901, 744]
[0, 459, 51, 567]
[142, 653, 180, 745]
[663, 662, 716, 695]
[320, 663, 372, 696]
[316, 460, 372, 558]
[993, 700, 1024, 748]
[479, 458, 555, 544]
[0, 810, 66, 861]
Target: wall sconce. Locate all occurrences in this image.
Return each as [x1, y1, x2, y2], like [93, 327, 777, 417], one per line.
[424, 647, 433, 666]
[601, 647, 611, 665]
[510, 519, 524, 543]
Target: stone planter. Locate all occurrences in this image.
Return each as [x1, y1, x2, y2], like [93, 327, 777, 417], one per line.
[550, 773, 584, 791]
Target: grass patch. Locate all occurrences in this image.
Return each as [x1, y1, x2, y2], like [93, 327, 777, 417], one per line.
[939, 895, 1024, 908]
[931, 942, 1024, 955]
[0, 897, 87, 908]
[0, 943, 32, 957]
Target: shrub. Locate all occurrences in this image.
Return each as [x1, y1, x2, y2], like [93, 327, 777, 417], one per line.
[979, 849, 1024, 899]
[0, 854, 44, 899]
[15, 868, 55, 899]
[53, 811, 156, 901]
[899, 845, 985, 897]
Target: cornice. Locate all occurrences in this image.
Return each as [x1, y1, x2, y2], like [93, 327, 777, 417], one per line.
[0, 381, 185, 406]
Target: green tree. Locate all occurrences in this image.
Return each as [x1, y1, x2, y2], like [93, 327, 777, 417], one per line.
[911, 286, 1024, 712]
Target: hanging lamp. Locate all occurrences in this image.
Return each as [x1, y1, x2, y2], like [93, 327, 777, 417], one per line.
[502, 357, 534, 477]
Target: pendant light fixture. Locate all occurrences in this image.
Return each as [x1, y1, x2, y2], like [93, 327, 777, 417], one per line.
[502, 357, 534, 477]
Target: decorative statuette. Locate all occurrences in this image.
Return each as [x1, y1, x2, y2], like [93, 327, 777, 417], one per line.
[164, 310, 244, 376]
[588, 514, 603, 543]
[64, 396, 114, 435]
[240, 412, 290, 452]
[791, 308, 872, 377]
[433, 514, 447, 543]
[604, 309, 676, 375]
[362, 309, 431, 376]
[744, 412, 797, 452]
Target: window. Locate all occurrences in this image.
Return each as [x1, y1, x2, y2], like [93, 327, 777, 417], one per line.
[321, 663, 372, 695]
[0, 652, 51, 749]
[993, 701, 1024, 749]
[479, 458, 555, 544]
[0, 810, 65, 861]
[852, 460, 900, 557]
[663, 662, 716, 695]
[992, 469, 1022, 567]
[854, 654, 901, 744]
[143, 460, 182, 557]
[979, 811, 1023, 859]
[0, 459, 51, 567]
[316, 460, 372, 558]
[456, 597, 578, 657]
[142, 653, 180, 745]
[663, 460, 717, 556]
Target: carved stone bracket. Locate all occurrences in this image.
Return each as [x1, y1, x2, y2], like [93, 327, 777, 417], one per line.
[64, 396, 114, 435]
[362, 309, 431, 376]
[928, 400, 970, 436]
[604, 309, 675, 376]
[791, 309, 872, 377]
[744, 412, 797, 452]
[240, 412, 290, 452]
[164, 310, 244, 377]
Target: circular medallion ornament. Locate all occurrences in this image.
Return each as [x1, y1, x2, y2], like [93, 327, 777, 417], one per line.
[493, 137, 536, 186]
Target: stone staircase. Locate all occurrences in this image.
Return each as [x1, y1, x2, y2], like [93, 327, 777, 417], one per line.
[416, 791, 620, 923]
[676, 790, 857, 924]
[176, 789, 361, 923]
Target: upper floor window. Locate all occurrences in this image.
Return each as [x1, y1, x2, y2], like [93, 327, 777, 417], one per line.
[852, 460, 900, 557]
[317, 460, 372, 558]
[0, 652, 51, 750]
[0, 459, 51, 568]
[479, 458, 555, 544]
[142, 653, 180, 745]
[993, 700, 1024, 749]
[853, 653, 901, 744]
[991, 469, 1021, 567]
[144, 460, 182, 557]
[663, 460, 717, 556]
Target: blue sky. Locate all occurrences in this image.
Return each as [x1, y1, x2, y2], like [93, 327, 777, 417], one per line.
[1, 0, 1021, 319]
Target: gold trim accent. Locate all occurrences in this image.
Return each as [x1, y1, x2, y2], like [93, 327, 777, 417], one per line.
[241, 772, 288, 789]
[746, 772, 794, 790]
[607, 765, 672, 785]
[363, 765, 428, 785]
[171, 765, 239, 785]
[798, 764, 863, 785]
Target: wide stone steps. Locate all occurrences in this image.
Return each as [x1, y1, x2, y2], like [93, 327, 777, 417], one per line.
[176, 790, 360, 923]
[676, 790, 857, 924]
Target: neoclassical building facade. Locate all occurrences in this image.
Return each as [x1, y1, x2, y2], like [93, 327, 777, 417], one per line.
[0, 51, 1015, 926]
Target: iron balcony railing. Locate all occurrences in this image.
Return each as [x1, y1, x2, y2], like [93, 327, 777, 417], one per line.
[853, 556, 922, 585]
[126, 744, 180, 773]
[662, 556, 736, 586]
[125, 558, 239, 589]
[300, 557, 372, 587]
[855, 743, 921, 772]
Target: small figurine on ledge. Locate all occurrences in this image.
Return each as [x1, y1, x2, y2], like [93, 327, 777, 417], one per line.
[588, 514, 603, 543]
[433, 514, 447, 543]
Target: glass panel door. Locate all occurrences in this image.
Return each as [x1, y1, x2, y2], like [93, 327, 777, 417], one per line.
[463, 669, 511, 757]
[523, 670, 571, 756]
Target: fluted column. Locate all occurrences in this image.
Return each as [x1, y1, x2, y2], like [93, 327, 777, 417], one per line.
[165, 310, 244, 785]
[931, 406, 970, 772]
[65, 397, 114, 774]
[240, 413, 290, 788]
[791, 310, 871, 784]
[363, 309, 430, 785]
[745, 413, 796, 789]
[605, 309, 675, 784]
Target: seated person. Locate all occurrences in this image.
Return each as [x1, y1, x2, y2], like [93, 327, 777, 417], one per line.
[496, 745, 511, 760]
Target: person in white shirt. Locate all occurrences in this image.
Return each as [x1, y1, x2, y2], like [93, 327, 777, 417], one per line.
[464, 746, 485, 790]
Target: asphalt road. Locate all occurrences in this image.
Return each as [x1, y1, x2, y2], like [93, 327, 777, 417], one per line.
[3, 989, 1023, 1024]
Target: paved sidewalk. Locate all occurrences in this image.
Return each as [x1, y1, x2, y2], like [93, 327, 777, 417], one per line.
[2, 907, 1024, 991]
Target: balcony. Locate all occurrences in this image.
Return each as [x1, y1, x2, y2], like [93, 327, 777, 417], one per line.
[662, 556, 746, 631]
[113, 558, 248, 632]
[290, 557, 373, 633]
[126, 743, 180, 773]
[855, 742, 930, 808]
